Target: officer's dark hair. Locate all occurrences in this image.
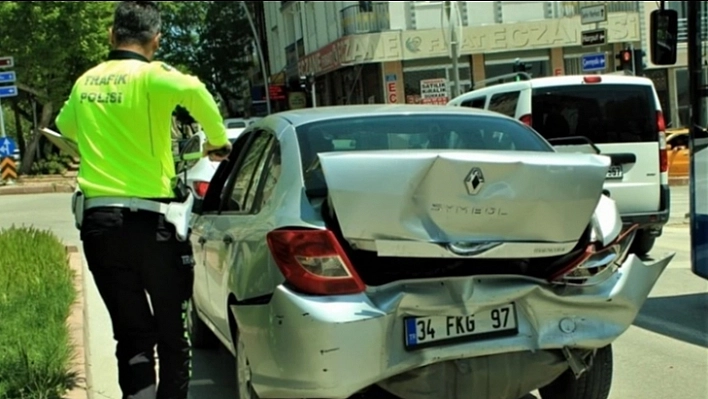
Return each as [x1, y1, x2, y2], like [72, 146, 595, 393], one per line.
[112, 1, 161, 46]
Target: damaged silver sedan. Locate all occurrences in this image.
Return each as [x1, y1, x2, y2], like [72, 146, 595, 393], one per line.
[186, 105, 674, 399]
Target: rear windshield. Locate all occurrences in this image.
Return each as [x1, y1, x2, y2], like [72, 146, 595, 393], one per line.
[531, 84, 658, 144]
[296, 114, 552, 194]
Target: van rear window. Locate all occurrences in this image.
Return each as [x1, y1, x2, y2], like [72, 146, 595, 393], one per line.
[531, 84, 658, 144]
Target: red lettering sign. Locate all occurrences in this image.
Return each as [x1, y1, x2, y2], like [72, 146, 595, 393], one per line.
[554, 68, 563, 76]
[388, 93, 397, 103]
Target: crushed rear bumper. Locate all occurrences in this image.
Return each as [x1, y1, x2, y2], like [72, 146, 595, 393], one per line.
[232, 253, 673, 399]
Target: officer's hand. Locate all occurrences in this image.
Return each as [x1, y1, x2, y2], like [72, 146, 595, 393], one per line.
[203, 141, 232, 162]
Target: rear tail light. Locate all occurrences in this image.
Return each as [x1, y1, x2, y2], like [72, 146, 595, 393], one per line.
[266, 229, 366, 295]
[657, 111, 668, 173]
[194, 181, 210, 197]
[519, 114, 532, 126]
[583, 76, 602, 84]
[549, 224, 638, 285]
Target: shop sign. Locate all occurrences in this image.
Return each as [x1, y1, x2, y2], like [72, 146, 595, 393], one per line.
[298, 31, 403, 76]
[385, 74, 398, 103]
[288, 92, 307, 109]
[420, 78, 448, 105]
[401, 12, 639, 58]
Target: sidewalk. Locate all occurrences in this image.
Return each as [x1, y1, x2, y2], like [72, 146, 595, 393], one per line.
[82, 249, 122, 399]
[0, 175, 76, 195]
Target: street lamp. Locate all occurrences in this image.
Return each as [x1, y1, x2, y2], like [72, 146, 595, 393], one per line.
[240, 1, 272, 115]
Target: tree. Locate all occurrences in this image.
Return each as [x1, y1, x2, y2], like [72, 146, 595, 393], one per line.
[0, 1, 113, 174]
[158, 1, 255, 117]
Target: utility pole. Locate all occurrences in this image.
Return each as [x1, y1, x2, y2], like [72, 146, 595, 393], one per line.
[445, 1, 461, 98]
[240, 1, 271, 115]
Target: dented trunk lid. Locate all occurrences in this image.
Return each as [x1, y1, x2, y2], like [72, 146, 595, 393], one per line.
[318, 150, 610, 255]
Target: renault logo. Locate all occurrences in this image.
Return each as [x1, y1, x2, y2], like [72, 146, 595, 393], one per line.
[464, 167, 485, 195]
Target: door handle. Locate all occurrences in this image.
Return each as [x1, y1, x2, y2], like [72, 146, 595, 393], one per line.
[198, 236, 206, 245]
[223, 235, 234, 245]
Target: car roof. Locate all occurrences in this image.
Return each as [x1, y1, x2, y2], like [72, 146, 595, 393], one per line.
[455, 74, 656, 100]
[271, 104, 512, 127]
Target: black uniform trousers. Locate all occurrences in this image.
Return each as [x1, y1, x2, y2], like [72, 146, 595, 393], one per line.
[81, 205, 195, 399]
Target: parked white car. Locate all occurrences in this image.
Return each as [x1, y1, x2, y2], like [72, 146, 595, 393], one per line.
[224, 117, 262, 130]
[176, 128, 244, 199]
[448, 74, 671, 256]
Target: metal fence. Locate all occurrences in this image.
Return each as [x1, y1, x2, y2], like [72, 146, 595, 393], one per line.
[341, 2, 390, 36]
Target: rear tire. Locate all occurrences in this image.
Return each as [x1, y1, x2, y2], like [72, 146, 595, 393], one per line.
[186, 298, 219, 349]
[538, 345, 613, 399]
[630, 229, 656, 256]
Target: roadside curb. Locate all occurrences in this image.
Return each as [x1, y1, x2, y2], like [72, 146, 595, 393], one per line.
[65, 245, 90, 399]
[0, 183, 75, 195]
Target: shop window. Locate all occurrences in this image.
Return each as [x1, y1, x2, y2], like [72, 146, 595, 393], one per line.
[676, 68, 690, 128]
[403, 69, 447, 103]
[485, 60, 551, 80]
[645, 69, 672, 127]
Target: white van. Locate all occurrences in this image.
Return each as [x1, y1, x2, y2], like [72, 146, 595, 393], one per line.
[448, 74, 670, 255]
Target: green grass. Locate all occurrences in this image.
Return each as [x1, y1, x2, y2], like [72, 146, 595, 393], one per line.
[0, 226, 78, 399]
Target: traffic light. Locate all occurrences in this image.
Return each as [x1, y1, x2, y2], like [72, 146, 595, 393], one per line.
[616, 49, 633, 72]
[513, 58, 531, 73]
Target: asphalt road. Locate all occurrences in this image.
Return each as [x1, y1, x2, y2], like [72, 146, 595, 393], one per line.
[0, 187, 706, 399]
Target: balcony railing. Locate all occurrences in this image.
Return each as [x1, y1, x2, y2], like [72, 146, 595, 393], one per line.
[557, 1, 639, 18]
[341, 2, 390, 36]
[678, 16, 708, 42]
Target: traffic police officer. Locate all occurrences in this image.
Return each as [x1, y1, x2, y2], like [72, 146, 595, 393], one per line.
[55, 2, 231, 398]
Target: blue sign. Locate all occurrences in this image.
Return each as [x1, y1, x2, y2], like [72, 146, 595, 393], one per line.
[0, 137, 16, 158]
[0, 71, 15, 84]
[581, 53, 606, 72]
[0, 85, 17, 98]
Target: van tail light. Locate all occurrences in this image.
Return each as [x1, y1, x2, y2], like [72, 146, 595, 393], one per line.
[266, 229, 366, 295]
[657, 111, 669, 174]
[548, 225, 638, 285]
[194, 181, 210, 198]
[520, 114, 532, 126]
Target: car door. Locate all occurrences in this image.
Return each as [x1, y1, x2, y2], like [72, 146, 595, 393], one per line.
[190, 131, 254, 330]
[202, 130, 274, 337]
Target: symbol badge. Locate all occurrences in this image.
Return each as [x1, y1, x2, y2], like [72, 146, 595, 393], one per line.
[465, 167, 485, 195]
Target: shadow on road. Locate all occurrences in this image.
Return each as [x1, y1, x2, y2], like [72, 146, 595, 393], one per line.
[634, 292, 708, 348]
[189, 347, 402, 398]
[190, 347, 236, 399]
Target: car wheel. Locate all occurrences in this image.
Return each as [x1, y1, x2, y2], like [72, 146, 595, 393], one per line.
[234, 325, 260, 399]
[630, 229, 656, 256]
[538, 345, 613, 399]
[186, 298, 219, 349]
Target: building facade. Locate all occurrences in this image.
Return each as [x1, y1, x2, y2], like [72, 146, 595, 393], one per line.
[263, 1, 643, 109]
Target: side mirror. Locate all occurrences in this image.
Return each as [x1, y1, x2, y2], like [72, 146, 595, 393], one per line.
[650, 9, 678, 65]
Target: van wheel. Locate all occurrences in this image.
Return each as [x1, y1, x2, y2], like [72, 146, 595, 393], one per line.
[630, 229, 656, 256]
[539, 345, 613, 399]
[186, 298, 218, 349]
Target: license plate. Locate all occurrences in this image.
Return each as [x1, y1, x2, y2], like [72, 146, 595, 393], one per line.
[606, 165, 623, 179]
[404, 303, 518, 350]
